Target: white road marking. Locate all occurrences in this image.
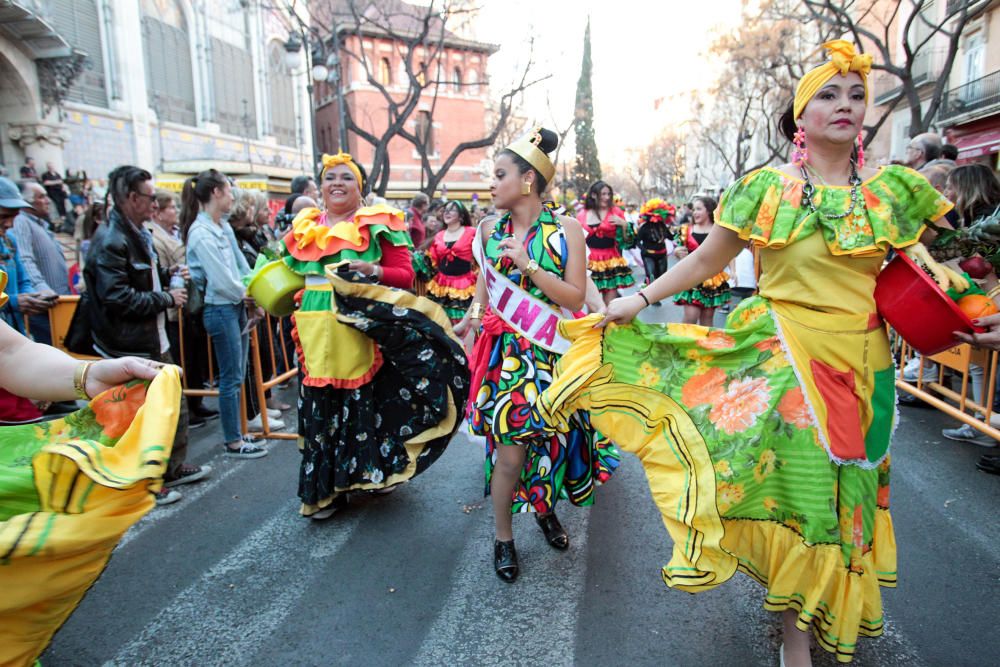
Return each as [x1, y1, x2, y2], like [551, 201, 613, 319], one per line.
[105, 501, 361, 667]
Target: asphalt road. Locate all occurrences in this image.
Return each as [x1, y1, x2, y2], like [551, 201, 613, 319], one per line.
[42, 298, 1000, 667]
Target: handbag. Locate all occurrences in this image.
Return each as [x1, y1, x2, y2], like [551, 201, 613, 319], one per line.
[185, 279, 205, 318]
[64, 291, 96, 356]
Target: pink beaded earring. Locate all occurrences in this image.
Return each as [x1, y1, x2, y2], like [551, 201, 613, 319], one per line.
[792, 125, 808, 167]
[856, 131, 865, 169]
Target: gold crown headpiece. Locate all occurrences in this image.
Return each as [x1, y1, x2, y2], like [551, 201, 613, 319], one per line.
[506, 127, 555, 185]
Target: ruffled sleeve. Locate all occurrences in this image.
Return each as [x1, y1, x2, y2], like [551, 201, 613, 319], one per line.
[716, 166, 952, 257]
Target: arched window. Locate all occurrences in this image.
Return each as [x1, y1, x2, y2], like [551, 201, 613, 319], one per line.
[49, 0, 107, 107]
[210, 33, 257, 138]
[378, 58, 392, 86]
[267, 41, 296, 147]
[141, 0, 196, 125]
[467, 69, 479, 95]
[452, 67, 462, 93]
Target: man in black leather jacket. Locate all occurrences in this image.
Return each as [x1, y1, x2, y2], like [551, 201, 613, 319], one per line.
[83, 166, 210, 503]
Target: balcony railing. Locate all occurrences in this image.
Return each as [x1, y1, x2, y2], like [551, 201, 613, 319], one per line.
[939, 69, 1000, 122]
[873, 48, 947, 106]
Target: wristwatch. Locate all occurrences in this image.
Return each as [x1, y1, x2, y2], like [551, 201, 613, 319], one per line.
[523, 259, 540, 277]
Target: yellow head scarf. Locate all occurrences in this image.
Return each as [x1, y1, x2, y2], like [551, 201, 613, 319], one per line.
[321, 152, 364, 190]
[793, 40, 873, 120]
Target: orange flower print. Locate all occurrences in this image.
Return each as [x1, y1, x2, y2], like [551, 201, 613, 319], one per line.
[717, 481, 745, 513]
[877, 484, 890, 507]
[698, 330, 736, 350]
[782, 180, 803, 209]
[91, 382, 148, 439]
[777, 387, 812, 429]
[763, 497, 778, 512]
[681, 367, 728, 408]
[709, 377, 771, 435]
[862, 186, 882, 212]
[714, 459, 734, 479]
[852, 504, 865, 549]
[754, 336, 782, 355]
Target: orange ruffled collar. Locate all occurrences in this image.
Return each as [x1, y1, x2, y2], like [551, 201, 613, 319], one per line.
[284, 203, 407, 262]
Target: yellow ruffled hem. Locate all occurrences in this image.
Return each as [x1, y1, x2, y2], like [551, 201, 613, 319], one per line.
[427, 280, 476, 301]
[589, 256, 629, 272]
[718, 510, 896, 663]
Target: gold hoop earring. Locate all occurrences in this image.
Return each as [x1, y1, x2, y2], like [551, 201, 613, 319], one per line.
[521, 181, 532, 196]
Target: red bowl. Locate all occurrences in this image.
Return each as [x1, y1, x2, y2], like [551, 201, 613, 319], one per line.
[875, 252, 984, 355]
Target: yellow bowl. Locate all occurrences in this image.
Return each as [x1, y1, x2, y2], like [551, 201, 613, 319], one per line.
[247, 260, 305, 317]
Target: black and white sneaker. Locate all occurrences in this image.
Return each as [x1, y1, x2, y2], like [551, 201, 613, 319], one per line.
[224, 436, 268, 459]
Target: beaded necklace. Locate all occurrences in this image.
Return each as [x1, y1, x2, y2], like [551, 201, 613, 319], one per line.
[799, 159, 862, 220]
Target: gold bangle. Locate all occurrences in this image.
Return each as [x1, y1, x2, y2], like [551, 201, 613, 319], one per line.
[468, 302, 485, 319]
[523, 259, 540, 277]
[73, 361, 94, 400]
[988, 285, 1000, 300]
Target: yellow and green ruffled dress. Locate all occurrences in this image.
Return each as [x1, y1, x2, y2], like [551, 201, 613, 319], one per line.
[0, 270, 182, 666]
[538, 165, 952, 663]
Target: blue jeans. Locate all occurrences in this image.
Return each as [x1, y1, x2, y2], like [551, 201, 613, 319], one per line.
[203, 303, 248, 443]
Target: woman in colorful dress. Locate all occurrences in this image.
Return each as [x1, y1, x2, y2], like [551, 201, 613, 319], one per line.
[413, 200, 477, 325]
[577, 180, 636, 306]
[460, 128, 619, 583]
[539, 41, 951, 665]
[253, 153, 469, 520]
[673, 195, 732, 324]
[0, 186, 181, 666]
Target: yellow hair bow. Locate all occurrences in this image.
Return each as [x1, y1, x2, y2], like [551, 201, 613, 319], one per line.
[321, 152, 363, 188]
[793, 40, 873, 120]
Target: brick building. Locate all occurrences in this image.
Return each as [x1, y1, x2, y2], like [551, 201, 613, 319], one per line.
[311, 0, 497, 201]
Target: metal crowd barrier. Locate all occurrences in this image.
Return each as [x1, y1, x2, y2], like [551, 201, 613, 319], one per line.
[39, 296, 299, 441]
[892, 331, 1000, 442]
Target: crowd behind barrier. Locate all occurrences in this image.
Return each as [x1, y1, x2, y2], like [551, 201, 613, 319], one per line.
[29, 296, 299, 440]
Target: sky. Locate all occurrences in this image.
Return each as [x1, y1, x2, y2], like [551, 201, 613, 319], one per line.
[472, 0, 744, 167]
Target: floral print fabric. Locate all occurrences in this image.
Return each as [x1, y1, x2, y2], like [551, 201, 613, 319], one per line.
[716, 165, 951, 255]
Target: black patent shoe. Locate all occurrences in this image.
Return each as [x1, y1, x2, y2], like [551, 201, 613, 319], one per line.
[535, 512, 569, 550]
[494, 539, 519, 583]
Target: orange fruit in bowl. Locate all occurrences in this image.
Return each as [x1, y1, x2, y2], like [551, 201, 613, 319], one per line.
[957, 294, 999, 320]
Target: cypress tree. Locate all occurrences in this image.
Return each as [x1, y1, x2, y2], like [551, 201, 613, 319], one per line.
[573, 18, 601, 195]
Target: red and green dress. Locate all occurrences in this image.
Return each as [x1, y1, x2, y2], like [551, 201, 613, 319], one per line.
[412, 226, 477, 323]
[577, 207, 636, 293]
[278, 205, 470, 516]
[538, 165, 951, 663]
[673, 223, 731, 308]
[468, 209, 620, 513]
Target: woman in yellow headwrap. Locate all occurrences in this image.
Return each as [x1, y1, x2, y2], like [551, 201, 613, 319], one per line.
[250, 153, 469, 520]
[539, 41, 952, 665]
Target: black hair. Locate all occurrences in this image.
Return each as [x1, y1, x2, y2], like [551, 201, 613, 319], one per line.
[180, 168, 229, 241]
[290, 175, 315, 195]
[107, 165, 153, 210]
[283, 192, 302, 215]
[779, 102, 797, 143]
[941, 143, 959, 161]
[444, 199, 472, 226]
[691, 195, 718, 224]
[584, 180, 613, 211]
[498, 127, 559, 192]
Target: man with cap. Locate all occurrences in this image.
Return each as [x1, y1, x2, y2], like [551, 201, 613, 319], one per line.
[12, 181, 68, 344]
